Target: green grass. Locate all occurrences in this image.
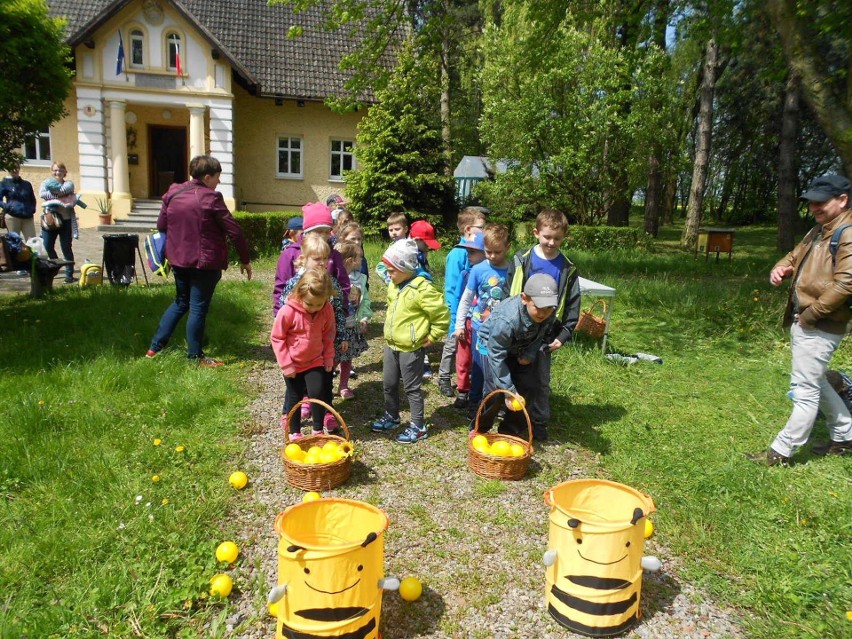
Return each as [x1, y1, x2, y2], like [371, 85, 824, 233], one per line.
[1, 225, 850, 638]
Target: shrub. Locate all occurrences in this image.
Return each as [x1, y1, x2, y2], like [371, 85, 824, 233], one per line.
[566, 225, 640, 250]
[231, 211, 299, 259]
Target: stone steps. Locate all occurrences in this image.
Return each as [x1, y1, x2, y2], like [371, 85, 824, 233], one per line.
[97, 199, 162, 233]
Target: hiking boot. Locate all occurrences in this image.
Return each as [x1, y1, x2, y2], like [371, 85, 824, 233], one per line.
[532, 423, 548, 442]
[453, 393, 469, 410]
[197, 356, 224, 368]
[747, 448, 791, 467]
[396, 423, 428, 444]
[438, 378, 455, 397]
[371, 413, 401, 432]
[811, 439, 852, 456]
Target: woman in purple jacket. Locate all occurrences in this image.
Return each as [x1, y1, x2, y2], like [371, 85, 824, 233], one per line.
[146, 155, 252, 367]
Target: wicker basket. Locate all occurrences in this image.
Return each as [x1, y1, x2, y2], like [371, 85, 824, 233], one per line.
[468, 389, 533, 481]
[281, 398, 352, 491]
[576, 299, 608, 339]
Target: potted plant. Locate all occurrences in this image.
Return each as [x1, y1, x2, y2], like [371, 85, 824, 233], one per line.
[94, 196, 112, 225]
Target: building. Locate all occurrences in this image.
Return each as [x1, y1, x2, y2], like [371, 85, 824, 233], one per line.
[23, 0, 376, 226]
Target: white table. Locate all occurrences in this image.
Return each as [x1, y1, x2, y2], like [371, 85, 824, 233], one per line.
[578, 276, 616, 352]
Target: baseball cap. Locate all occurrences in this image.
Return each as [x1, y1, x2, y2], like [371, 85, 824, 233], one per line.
[287, 216, 303, 231]
[410, 220, 441, 249]
[801, 175, 851, 202]
[455, 231, 485, 252]
[326, 194, 346, 207]
[523, 273, 558, 308]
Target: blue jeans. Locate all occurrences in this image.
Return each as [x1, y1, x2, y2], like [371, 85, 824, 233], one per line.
[149, 267, 222, 358]
[41, 221, 74, 278]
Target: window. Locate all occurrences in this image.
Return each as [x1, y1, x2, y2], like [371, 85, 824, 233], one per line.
[330, 139, 355, 180]
[23, 128, 51, 164]
[130, 29, 144, 67]
[166, 33, 181, 71]
[277, 136, 303, 178]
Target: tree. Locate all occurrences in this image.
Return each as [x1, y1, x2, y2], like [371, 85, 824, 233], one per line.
[0, 0, 72, 170]
[766, 0, 851, 176]
[344, 42, 456, 232]
[777, 71, 800, 252]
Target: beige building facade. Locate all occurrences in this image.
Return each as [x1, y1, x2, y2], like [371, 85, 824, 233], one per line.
[23, 0, 368, 228]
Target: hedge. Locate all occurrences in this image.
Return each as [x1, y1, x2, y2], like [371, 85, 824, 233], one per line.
[565, 225, 640, 250]
[231, 211, 300, 259]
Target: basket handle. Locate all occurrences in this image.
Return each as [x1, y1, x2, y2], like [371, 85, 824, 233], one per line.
[471, 388, 533, 447]
[283, 397, 350, 443]
[585, 298, 608, 316]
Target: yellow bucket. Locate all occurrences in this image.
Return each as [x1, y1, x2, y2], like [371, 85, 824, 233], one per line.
[544, 479, 656, 637]
[273, 499, 389, 639]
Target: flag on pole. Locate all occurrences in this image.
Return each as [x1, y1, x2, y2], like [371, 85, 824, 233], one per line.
[116, 30, 125, 76]
[175, 42, 183, 77]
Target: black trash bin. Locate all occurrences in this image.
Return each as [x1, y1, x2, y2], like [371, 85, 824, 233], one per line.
[102, 234, 148, 286]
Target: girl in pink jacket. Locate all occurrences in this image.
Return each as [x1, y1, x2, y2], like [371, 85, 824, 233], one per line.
[271, 269, 336, 441]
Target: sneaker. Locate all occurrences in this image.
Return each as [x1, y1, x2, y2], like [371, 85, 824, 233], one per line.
[197, 356, 224, 368]
[350, 368, 358, 380]
[16, 269, 28, 276]
[453, 393, 469, 410]
[397, 423, 428, 444]
[64, 276, 78, 284]
[811, 439, 852, 456]
[422, 367, 433, 381]
[438, 379, 455, 397]
[532, 423, 548, 442]
[340, 388, 355, 400]
[300, 401, 312, 420]
[311, 428, 324, 436]
[747, 448, 791, 467]
[289, 430, 304, 442]
[145, 349, 159, 359]
[371, 413, 401, 432]
[324, 412, 340, 434]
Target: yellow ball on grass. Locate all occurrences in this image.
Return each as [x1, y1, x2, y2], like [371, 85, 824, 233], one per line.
[399, 577, 423, 602]
[216, 541, 239, 564]
[228, 471, 248, 490]
[209, 573, 233, 598]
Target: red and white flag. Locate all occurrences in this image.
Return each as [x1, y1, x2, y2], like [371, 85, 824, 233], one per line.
[175, 43, 183, 76]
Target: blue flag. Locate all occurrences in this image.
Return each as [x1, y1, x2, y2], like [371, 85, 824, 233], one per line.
[116, 30, 125, 76]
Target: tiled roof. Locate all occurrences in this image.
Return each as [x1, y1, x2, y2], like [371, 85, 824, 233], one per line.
[47, 0, 392, 101]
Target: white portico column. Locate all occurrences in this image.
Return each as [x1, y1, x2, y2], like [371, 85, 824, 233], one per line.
[107, 99, 131, 216]
[188, 104, 207, 159]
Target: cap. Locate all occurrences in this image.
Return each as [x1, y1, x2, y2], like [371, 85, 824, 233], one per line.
[382, 239, 420, 273]
[302, 202, 333, 233]
[801, 175, 851, 202]
[287, 216, 303, 231]
[410, 220, 441, 249]
[455, 231, 485, 252]
[523, 273, 558, 308]
[326, 194, 346, 207]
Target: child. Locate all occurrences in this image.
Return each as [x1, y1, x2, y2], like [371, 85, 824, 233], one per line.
[273, 202, 350, 317]
[280, 233, 348, 433]
[371, 239, 450, 443]
[337, 221, 370, 288]
[409, 219, 441, 379]
[271, 269, 336, 442]
[456, 225, 510, 417]
[336, 241, 372, 399]
[375, 212, 410, 284]
[281, 216, 303, 250]
[475, 274, 559, 437]
[438, 207, 488, 398]
[504, 210, 581, 441]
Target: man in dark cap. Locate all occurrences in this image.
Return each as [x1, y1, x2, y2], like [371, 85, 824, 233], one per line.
[759, 175, 852, 465]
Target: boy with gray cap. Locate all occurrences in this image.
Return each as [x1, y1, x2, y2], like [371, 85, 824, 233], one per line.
[473, 273, 560, 437]
[757, 174, 852, 465]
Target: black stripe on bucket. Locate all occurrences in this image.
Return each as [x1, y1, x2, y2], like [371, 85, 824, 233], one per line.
[551, 584, 638, 616]
[548, 603, 637, 637]
[281, 615, 376, 639]
[568, 575, 632, 590]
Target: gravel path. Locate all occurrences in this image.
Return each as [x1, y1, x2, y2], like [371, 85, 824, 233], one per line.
[217, 274, 746, 639]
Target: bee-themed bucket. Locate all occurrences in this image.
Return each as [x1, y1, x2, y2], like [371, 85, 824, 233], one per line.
[544, 479, 656, 637]
[272, 499, 389, 639]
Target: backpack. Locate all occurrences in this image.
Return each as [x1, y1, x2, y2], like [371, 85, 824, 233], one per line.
[145, 231, 170, 277]
[828, 223, 852, 309]
[79, 262, 103, 287]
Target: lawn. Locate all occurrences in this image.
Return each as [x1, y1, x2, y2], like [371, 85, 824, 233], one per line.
[0, 224, 849, 638]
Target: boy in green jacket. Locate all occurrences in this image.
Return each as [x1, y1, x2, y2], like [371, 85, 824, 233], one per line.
[372, 239, 450, 443]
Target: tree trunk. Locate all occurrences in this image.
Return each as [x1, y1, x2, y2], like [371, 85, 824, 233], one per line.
[440, 3, 452, 177]
[766, 0, 852, 176]
[643, 0, 669, 237]
[778, 70, 801, 252]
[682, 39, 719, 249]
[662, 172, 676, 225]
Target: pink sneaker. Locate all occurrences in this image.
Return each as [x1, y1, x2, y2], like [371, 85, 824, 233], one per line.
[289, 430, 304, 441]
[311, 428, 324, 436]
[324, 412, 339, 434]
[300, 400, 311, 419]
[340, 388, 355, 400]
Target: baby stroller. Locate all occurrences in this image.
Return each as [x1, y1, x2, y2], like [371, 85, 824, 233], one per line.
[102, 233, 149, 286]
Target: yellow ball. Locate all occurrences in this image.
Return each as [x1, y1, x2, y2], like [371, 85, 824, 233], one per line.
[490, 440, 512, 457]
[284, 443, 305, 461]
[472, 438, 490, 454]
[510, 396, 525, 411]
[209, 573, 233, 597]
[644, 519, 654, 539]
[228, 471, 248, 490]
[398, 576, 422, 602]
[307, 446, 323, 456]
[303, 491, 321, 502]
[216, 541, 239, 564]
[319, 449, 340, 464]
[304, 452, 320, 465]
[322, 441, 339, 452]
[509, 443, 525, 457]
[471, 435, 488, 448]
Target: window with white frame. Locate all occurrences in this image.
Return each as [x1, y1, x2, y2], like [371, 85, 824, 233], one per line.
[330, 139, 355, 180]
[130, 29, 144, 67]
[166, 32, 181, 71]
[23, 128, 51, 164]
[277, 136, 303, 178]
